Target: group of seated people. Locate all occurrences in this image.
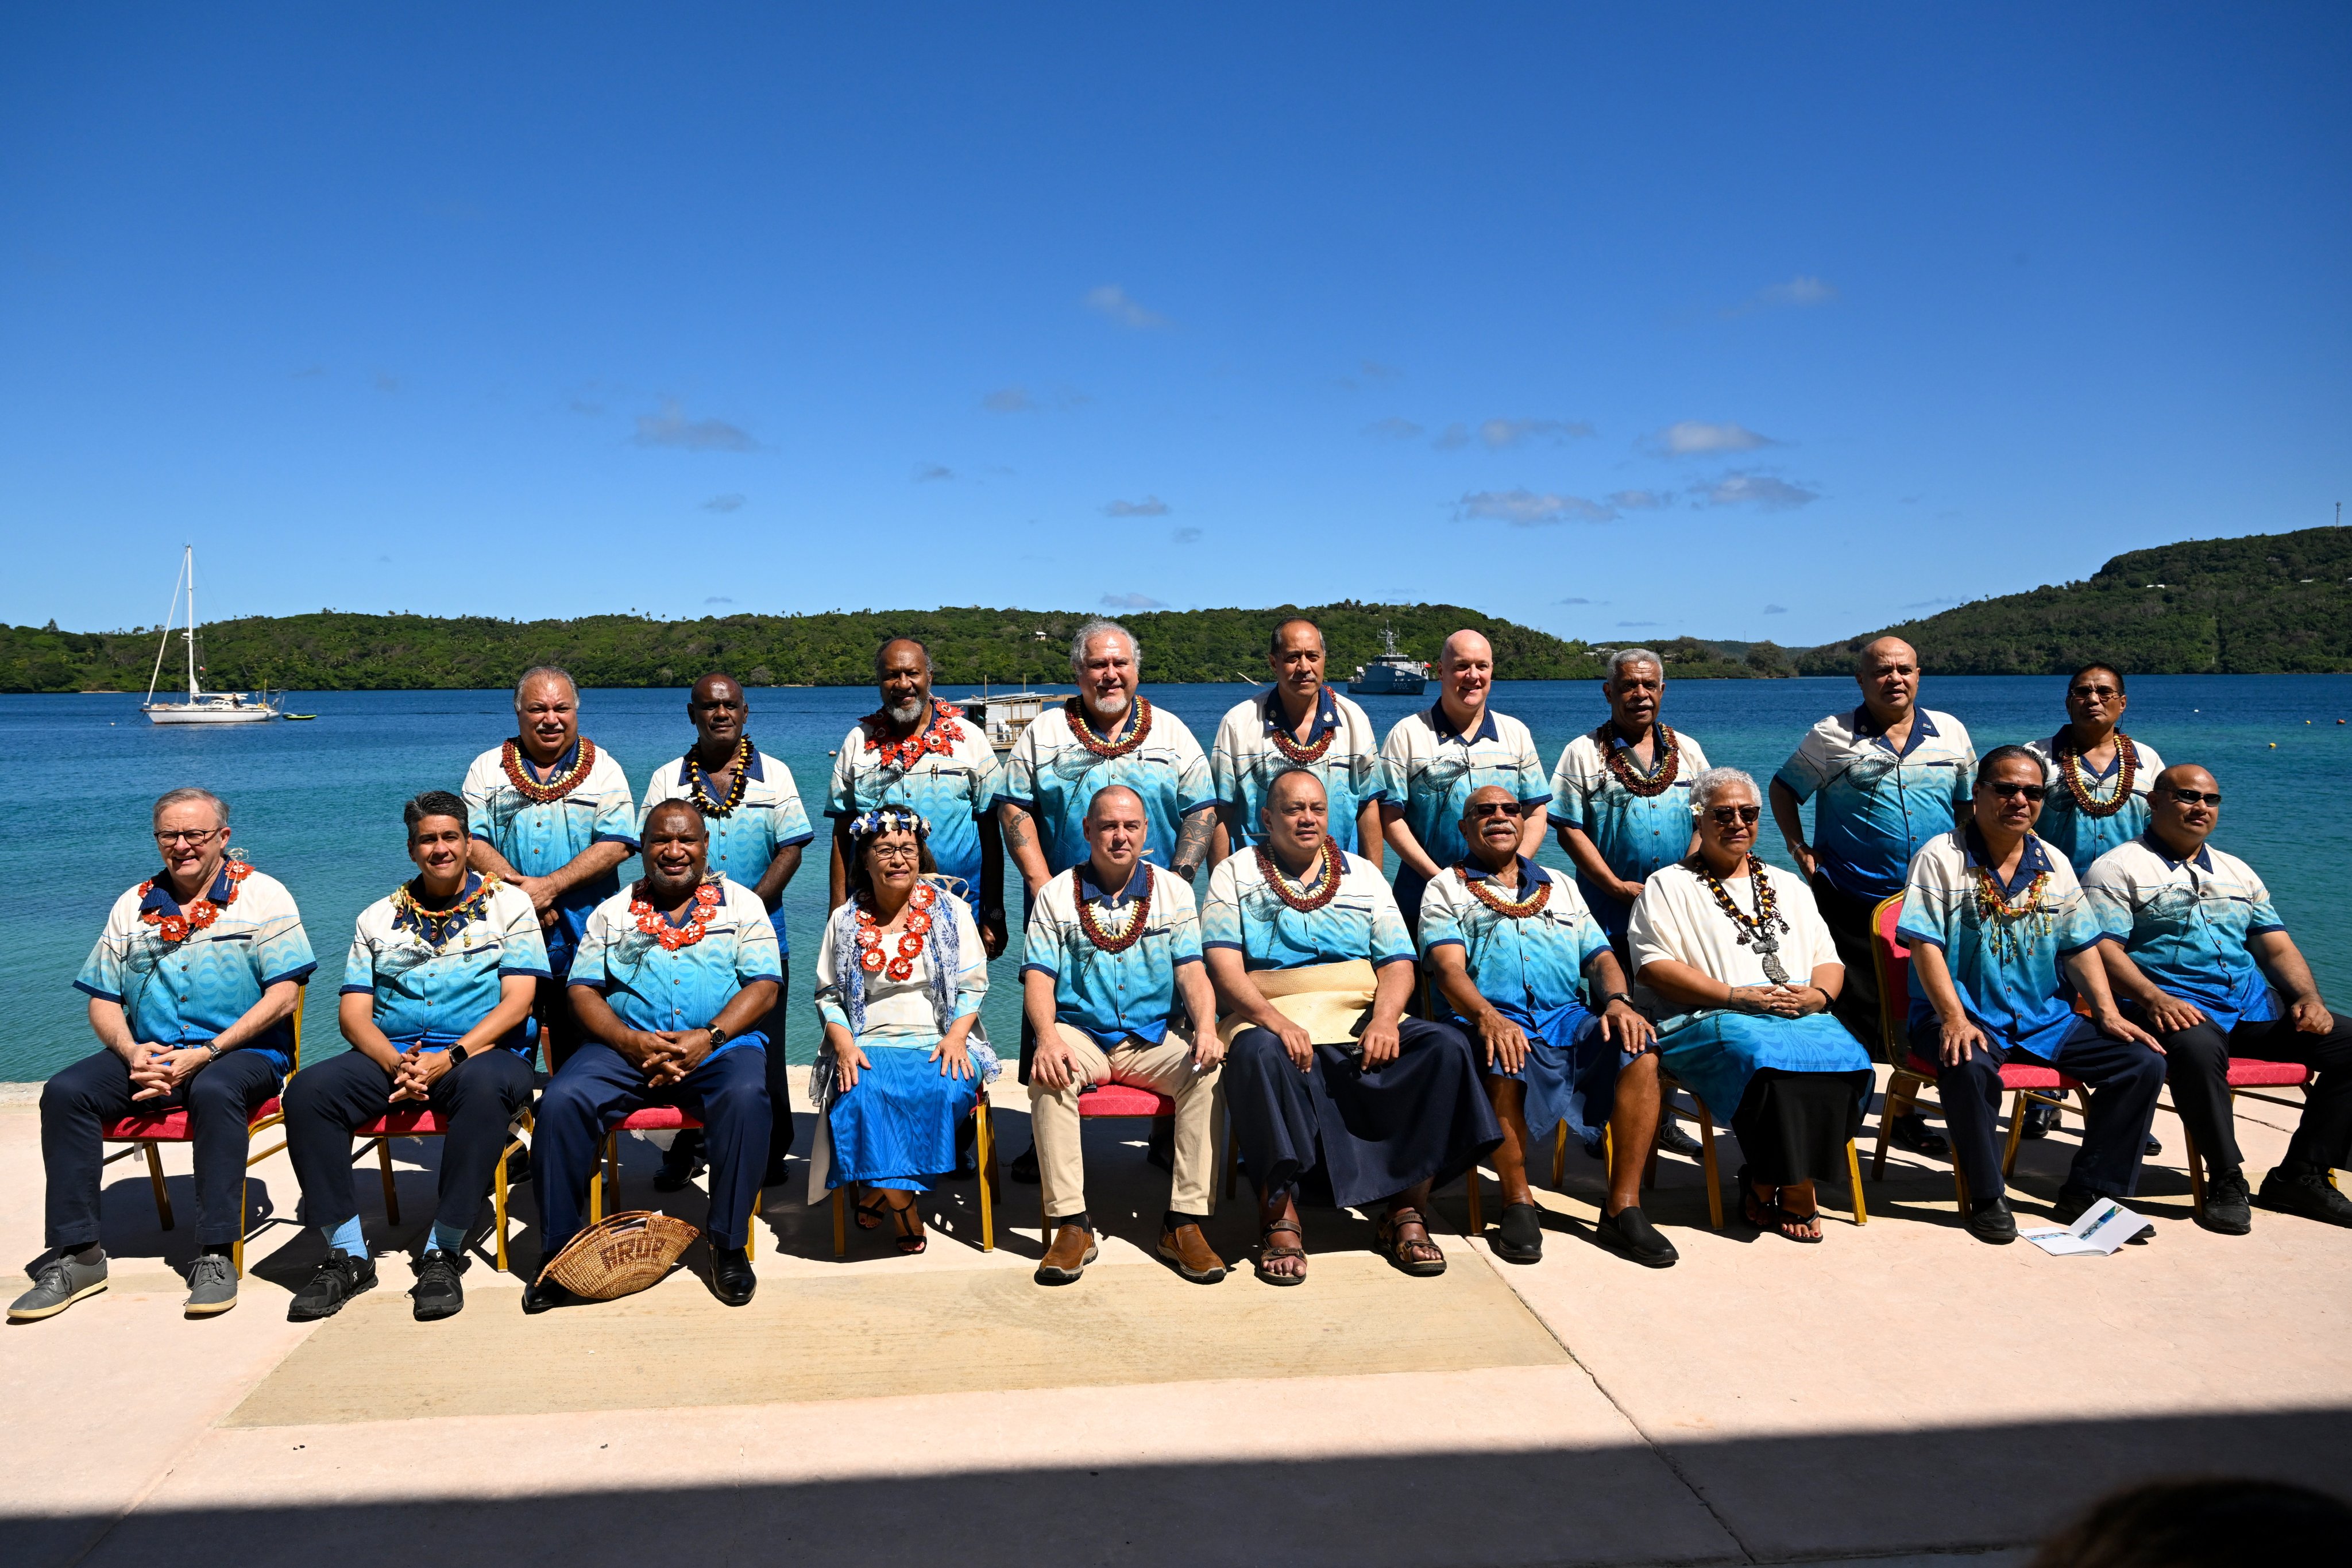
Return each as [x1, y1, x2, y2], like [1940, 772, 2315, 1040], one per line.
[13, 625, 2352, 1324]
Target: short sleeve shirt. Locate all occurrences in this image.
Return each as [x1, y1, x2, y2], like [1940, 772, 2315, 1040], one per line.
[1627, 863, 1841, 1030]
[75, 864, 318, 1072]
[1547, 724, 1713, 937]
[2022, 733, 2166, 876]
[1210, 687, 1387, 853]
[569, 877, 783, 1056]
[642, 748, 814, 952]
[1418, 858, 1611, 1019]
[2083, 835, 2285, 1030]
[1896, 830, 2103, 1059]
[827, 703, 999, 917]
[339, 876, 550, 1053]
[1379, 702, 1551, 918]
[1020, 863, 1204, 1051]
[994, 698, 1215, 876]
[1775, 706, 1975, 900]
[462, 739, 639, 977]
[1201, 848, 1416, 972]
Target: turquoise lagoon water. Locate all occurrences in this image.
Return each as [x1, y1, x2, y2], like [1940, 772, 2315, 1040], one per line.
[5, 675, 2347, 1081]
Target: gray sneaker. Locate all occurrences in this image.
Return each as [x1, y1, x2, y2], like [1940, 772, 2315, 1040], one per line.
[184, 1253, 239, 1316]
[8, 1252, 109, 1322]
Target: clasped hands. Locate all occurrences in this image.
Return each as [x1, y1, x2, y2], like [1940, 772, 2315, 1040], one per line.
[127, 1043, 211, 1100]
[1727, 983, 1826, 1019]
[616, 1028, 715, 1087]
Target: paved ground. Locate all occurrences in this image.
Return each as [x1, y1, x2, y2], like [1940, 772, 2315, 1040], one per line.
[3, 1067, 2347, 1567]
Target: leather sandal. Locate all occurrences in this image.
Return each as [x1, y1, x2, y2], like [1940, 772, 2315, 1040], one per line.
[853, 1189, 890, 1231]
[1254, 1218, 1307, 1286]
[1376, 1206, 1447, 1277]
[886, 1194, 926, 1254]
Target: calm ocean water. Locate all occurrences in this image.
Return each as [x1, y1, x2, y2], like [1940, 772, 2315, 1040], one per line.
[5, 675, 2347, 1082]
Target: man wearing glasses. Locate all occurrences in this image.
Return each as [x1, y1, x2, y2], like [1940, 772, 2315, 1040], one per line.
[1898, 749, 2165, 1244]
[2085, 764, 2352, 1235]
[13, 788, 317, 1322]
[2025, 664, 2166, 875]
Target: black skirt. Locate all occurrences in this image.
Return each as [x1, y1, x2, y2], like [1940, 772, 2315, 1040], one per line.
[1730, 1066, 1873, 1186]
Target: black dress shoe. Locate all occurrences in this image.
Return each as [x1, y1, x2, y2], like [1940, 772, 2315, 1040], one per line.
[2144, 1133, 2163, 1157]
[1964, 1197, 2018, 1245]
[520, 1277, 577, 1315]
[1009, 1144, 1040, 1184]
[654, 1130, 708, 1194]
[1596, 1205, 1679, 1267]
[1889, 1112, 1951, 1158]
[2019, 1102, 2059, 1141]
[1492, 1202, 1543, 1263]
[710, 1245, 756, 1307]
[2254, 1164, 2352, 1228]
[1654, 1119, 1703, 1158]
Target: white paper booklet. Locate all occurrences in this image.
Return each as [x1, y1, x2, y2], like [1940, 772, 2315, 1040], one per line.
[2019, 1196, 2153, 1256]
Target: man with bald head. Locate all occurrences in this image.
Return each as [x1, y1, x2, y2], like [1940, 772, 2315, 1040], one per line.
[465, 666, 639, 1069]
[1378, 628, 1551, 931]
[1770, 636, 1975, 1155]
[642, 672, 814, 1186]
[2086, 763, 2352, 1234]
[1211, 616, 1386, 864]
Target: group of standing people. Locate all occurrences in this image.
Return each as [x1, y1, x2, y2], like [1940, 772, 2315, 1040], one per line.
[14, 619, 2352, 1324]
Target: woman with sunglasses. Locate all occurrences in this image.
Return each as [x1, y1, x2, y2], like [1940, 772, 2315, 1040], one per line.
[1627, 768, 1872, 1242]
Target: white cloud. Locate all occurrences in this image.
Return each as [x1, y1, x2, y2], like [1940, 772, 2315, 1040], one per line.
[912, 463, 953, 483]
[1103, 496, 1169, 517]
[1432, 423, 1472, 450]
[1903, 595, 1961, 611]
[701, 493, 747, 512]
[1171, 526, 1203, 544]
[1360, 360, 1401, 380]
[1084, 284, 1169, 329]
[1557, 596, 1591, 605]
[1364, 416, 1424, 441]
[1762, 604, 1788, 615]
[705, 595, 735, 605]
[634, 401, 761, 452]
[1477, 417, 1596, 449]
[1100, 591, 1167, 609]
[981, 385, 1036, 414]
[1607, 489, 1673, 510]
[1617, 620, 1661, 628]
[1727, 275, 1839, 316]
[1652, 420, 1775, 455]
[1459, 489, 1616, 526]
[1698, 472, 1820, 509]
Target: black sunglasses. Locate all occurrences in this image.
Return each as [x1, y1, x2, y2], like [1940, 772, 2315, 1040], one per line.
[1464, 801, 1517, 818]
[1986, 782, 2046, 801]
[2167, 788, 2223, 808]
[2068, 684, 2119, 700]
[1706, 805, 1762, 825]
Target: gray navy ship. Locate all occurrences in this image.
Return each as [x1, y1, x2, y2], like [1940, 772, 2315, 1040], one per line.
[1345, 624, 1430, 696]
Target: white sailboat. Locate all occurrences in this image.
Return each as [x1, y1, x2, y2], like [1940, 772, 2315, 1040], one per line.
[143, 546, 280, 725]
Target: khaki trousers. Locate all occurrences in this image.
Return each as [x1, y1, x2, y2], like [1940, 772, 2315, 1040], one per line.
[1030, 1022, 1222, 1220]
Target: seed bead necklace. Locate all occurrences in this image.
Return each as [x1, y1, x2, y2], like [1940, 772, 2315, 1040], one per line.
[863, 702, 966, 772]
[392, 873, 501, 948]
[1969, 861, 2056, 964]
[1596, 722, 1679, 799]
[1074, 864, 1154, 953]
[1461, 861, 1552, 918]
[1067, 696, 1153, 759]
[139, 858, 253, 944]
[684, 736, 754, 816]
[1691, 854, 1793, 984]
[2054, 729, 2138, 818]
[855, 882, 938, 981]
[1255, 840, 1342, 914]
[1265, 693, 1336, 765]
[631, 879, 723, 951]
[502, 736, 598, 804]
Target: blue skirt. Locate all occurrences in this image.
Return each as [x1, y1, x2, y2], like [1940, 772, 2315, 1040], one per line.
[1483, 1003, 1620, 1148]
[1659, 1010, 1872, 1121]
[825, 1047, 981, 1192]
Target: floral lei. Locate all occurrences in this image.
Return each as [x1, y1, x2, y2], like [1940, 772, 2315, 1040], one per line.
[1461, 862, 1552, 918]
[1265, 693, 1335, 765]
[138, 858, 253, 944]
[501, 736, 597, 804]
[1067, 696, 1153, 759]
[2054, 730, 2138, 818]
[1970, 864, 2056, 963]
[1256, 840, 1342, 914]
[863, 702, 965, 772]
[855, 880, 938, 980]
[632, 879, 723, 951]
[1074, 864, 1153, 953]
[391, 872, 501, 948]
[685, 736, 754, 816]
[1596, 721, 1679, 799]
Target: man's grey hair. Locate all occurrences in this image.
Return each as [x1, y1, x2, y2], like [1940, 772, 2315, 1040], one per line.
[515, 665, 578, 707]
[153, 786, 228, 827]
[875, 637, 934, 678]
[1688, 766, 1759, 816]
[1069, 619, 1140, 677]
[1606, 647, 1663, 683]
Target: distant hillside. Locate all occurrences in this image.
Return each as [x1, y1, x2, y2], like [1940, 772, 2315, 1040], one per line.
[0, 601, 1763, 694]
[1793, 526, 2352, 675]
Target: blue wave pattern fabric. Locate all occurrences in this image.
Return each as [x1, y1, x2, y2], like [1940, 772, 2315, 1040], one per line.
[1547, 727, 1712, 940]
[1379, 702, 1551, 928]
[1202, 848, 1416, 973]
[461, 740, 639, 978]
[338, 875, 550, 1053]
[75, 864, 318, 1072]
[2022, 733, 2168, 875]
[1021, 863, 1203, 1051]
[826, 704, 998, 917]
[642, 746, 815, 952]
[568, 876, 782, 1056]
[2083, 834, 2287, 1030]
[995, 699, 1215, 875]
[1897, 829, 2103, 1061]
[1210, 686, 1387, 853]
[1775, 706, 1975, 900]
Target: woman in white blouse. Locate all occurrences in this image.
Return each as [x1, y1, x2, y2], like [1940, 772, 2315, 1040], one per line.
[810, 808, 996, 1254]
[1627, 768, 1873, 1243]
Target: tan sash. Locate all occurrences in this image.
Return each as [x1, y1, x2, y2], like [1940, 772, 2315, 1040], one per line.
[1216, 959, 1380, 1048]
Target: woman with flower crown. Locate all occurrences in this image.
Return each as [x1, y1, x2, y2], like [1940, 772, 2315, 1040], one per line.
[809, 807, 997, 1254]
[1627, 767, 1873, 1244]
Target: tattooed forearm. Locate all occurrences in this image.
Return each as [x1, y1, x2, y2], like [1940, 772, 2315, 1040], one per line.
[1172, 804, 1216, 879]
[997, 802, 1031, 851]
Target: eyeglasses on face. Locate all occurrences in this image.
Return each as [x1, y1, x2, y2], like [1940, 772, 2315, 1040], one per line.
[1464, 801, 1516, 818]
[2167, 789, 2223, 808]
[869, 844, 922, 864]
[2068, 685, 2119, 700]
[153, 828, 224, 846]
[1706, 805, 1762, 825]
[1986, 782, 2046, 801]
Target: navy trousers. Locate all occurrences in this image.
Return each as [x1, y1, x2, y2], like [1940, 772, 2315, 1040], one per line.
[532, 1042, 770, 1257]
[284, 1048, 535, 1237]
[1915, 1020, 2165, 1204]
[41, 1047, 284, 1249]
[2146, 1011, 2352, 1175]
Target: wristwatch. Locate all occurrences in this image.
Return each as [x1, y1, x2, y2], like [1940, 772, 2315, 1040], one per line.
[1595, 990, 1634, 1010]
[448, 1044, 470, 1065]
[706, 1025, 729, 1051]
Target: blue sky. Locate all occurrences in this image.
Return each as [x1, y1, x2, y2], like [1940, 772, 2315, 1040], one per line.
[4, 6, 2347, 647]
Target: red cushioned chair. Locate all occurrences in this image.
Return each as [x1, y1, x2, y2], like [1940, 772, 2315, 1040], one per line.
[2180, 1057, 2314, 1220]
[99, 983, 306, 1277]
[830, 1096, 999, 1257]
[1867, 894, 2087, 1209]
[594, 1103, 759, 1259]
[1074, 1078, 1239, 1216]
[351, 1101, 535, 1274]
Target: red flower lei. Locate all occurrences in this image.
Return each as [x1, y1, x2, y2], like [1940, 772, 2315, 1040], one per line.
[862, 702, 966, 771]
[1073, 864, 1153, 953]
[138, 859, 253, 944]
[1067, 696, 1153, 759]
[2054, 731, 2138, 819]
[502, 736, 598, 804]
[855, 881, 937, 982]
[1254, 840, 1342, 914]
[684, 737, 753, 816]
[632, 880, 723, 951]
[1462, 864, 1553, 919]
[1265, 699, 1336, 765]
[1596, 722, 1679, 799]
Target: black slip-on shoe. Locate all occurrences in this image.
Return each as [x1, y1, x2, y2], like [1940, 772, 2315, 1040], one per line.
[1596, 1205, 1679, 1267]
[1964, 1197, 2018, 1245]
[653, 1131, 708, 1194]
[287, 1249, 377, 1322]
[1493, 1202, 1544, 1264]
[411, 1249, 466, 1322]
[2193, 1169, 2253, 1235]
[2256, 1165, 2352, 1228]
[710, 1245, 756, 1307]
[1654, 1119, 1703, 1159]
[2019, 1102, 2059, 1142]
[520, 1277, 577, 1315]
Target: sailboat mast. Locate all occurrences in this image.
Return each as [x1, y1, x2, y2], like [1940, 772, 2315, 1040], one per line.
[184, 545, 200, 700]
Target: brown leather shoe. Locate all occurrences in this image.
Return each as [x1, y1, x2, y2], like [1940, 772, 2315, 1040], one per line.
[1157, 1223, 1227, 1284]
[1034, 1222, 1099, 1285]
